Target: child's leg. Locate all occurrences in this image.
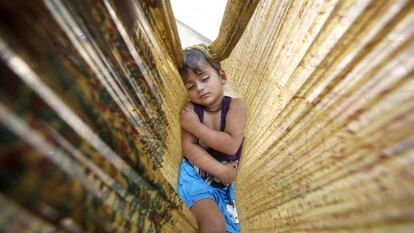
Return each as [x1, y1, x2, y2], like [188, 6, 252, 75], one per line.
[191, 199, 226, 233]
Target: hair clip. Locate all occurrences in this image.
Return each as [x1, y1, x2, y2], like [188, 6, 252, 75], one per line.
[184, 44, 213, 61]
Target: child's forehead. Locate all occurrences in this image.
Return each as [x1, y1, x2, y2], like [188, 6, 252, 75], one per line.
[183, 62, 212, 79]
[193, 60, 212, 72]
[182, 69, 204, 83]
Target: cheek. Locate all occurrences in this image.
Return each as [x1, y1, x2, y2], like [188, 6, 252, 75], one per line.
[186, 90, 196, 98]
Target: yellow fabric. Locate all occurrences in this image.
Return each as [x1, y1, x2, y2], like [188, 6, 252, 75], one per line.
[136, 0, 183, 66]
[223, 0, 414, 231]
[0, 0, 413, 232]
[0, 0, 195, 232]
[184, 44, 214, 61]
[209, 0, 261, 61]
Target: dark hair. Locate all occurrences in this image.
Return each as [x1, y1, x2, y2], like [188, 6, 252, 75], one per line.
[179, 49, 221, 78]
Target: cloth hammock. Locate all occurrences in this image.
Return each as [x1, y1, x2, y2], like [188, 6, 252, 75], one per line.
[0, 0, 413, 232]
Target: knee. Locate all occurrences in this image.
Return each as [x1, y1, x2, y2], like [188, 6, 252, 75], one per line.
[199, 217, 226, 233]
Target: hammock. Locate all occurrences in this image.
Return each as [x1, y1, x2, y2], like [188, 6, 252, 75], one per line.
[0, 0, 413, 232]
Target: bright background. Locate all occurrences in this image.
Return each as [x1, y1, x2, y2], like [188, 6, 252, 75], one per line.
[171, 0, 227, 47]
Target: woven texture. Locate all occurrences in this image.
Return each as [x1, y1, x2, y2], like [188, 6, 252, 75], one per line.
[0, 0, 194, 232]
[0, 0, 413, 232]
[223, 0, 414, 231]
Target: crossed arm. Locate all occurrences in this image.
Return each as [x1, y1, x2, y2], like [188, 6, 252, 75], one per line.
[180, 98, 247, 184]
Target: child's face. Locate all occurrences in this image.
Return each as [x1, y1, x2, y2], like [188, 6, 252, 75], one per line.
[183, 60, 226, 107]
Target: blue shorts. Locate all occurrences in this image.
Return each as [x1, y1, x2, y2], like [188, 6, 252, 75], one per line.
[177, 160, 240, 233]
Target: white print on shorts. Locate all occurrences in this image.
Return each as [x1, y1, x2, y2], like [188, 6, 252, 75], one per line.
[226, 202, 239, 223]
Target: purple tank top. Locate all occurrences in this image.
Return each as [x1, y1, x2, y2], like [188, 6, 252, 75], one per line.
[191, 96, 244, 188]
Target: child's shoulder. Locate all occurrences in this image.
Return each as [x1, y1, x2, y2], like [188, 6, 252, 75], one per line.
[229, 97, 246, 108]
[228, 97, 246, 114]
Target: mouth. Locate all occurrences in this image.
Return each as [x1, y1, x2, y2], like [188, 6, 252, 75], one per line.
[200, 93, 209, 99]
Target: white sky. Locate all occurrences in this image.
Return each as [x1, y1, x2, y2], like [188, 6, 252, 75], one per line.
[171, 0, 227, 42]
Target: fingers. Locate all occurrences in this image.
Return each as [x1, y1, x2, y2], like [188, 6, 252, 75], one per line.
[180, 108, 188, 116]
[180, 106, 189, 116]
[227, 160, 238, 169]
[184, 105, 192, 112]
[180, 102, 193, 116]
[180, 105, 194, 118]
[230, 160, 238, 165]
[182, 103, 189, 111]
[183, 102, 193, 111]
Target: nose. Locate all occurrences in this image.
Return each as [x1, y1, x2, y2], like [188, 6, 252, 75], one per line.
[196, 83, 205, 92]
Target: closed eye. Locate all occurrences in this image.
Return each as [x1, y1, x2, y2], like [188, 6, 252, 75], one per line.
[202, 76, 210, 81]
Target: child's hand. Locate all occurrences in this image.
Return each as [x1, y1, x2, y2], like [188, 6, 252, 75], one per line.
[180, 102, 200, 134]
[218, 161, 238, 185]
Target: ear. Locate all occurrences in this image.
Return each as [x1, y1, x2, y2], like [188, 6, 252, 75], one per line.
[219, 70, 227, 84]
